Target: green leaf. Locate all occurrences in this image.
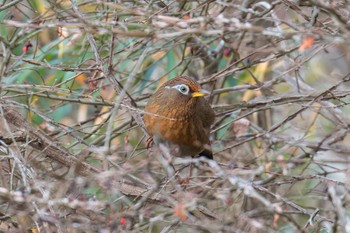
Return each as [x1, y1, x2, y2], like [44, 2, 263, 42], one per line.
[167, 49, 176, 79]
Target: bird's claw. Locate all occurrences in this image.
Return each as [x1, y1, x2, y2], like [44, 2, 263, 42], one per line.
[146, 136, 154, 149]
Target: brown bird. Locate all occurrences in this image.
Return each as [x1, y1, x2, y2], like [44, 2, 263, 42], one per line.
[144, 76, 215, 159]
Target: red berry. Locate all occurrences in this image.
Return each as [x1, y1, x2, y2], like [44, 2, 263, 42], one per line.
[119, 217, 127, 225]
[23, 42, 33, 53]
[223, 47, 232, 57]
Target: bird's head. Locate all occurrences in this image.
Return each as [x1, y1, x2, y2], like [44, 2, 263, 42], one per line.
[161, 76, 210, 102]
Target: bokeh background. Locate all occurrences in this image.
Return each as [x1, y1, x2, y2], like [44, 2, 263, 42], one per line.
[1, 0, 350, 232]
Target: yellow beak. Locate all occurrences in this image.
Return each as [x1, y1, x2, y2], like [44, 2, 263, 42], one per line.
[191, 89, 210, 97]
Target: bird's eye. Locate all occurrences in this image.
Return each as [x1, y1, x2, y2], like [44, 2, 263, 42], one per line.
[176, 84, 190, 95]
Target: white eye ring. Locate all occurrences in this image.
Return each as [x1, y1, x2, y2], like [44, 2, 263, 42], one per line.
[175, 84, 190, 95]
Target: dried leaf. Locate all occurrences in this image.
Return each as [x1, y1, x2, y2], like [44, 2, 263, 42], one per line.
[273, 213, 279, 229]
[299, 36, 315, 52]
[124, 132, 130, 145]
[232, 118, 250, 137]
[174, 203, 187, 221]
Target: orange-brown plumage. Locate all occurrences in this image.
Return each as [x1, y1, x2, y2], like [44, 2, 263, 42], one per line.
[144, 76, 215, 158]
